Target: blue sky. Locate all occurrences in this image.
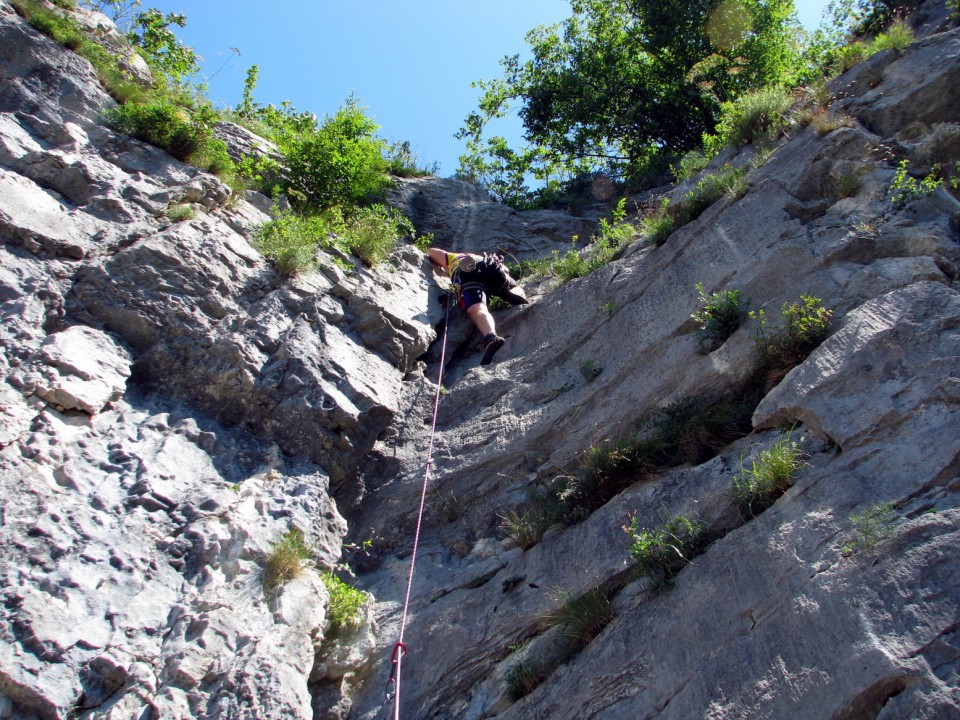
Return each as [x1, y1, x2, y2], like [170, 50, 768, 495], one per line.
[146, 0, 833, 177]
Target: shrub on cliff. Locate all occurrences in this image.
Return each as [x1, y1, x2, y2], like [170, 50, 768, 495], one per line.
[284, 100, 393, 210]
[254, 204, 412, 274]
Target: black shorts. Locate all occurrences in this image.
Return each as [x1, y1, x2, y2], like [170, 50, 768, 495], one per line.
[453, 256, 517, 309]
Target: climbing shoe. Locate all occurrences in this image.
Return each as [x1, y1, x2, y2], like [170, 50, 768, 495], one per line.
[498, 286, 529, 306]
[480, 333, 505, 365]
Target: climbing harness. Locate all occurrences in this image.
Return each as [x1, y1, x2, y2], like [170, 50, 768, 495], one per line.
[385, 294, 452, 719]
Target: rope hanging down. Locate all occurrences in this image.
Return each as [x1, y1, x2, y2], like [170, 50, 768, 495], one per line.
[387, 295, 452, 719]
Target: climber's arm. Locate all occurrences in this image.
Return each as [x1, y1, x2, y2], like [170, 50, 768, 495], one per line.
[427, 247, 451, 269]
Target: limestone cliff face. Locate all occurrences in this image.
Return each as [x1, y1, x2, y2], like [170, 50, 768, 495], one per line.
[0, 1, 959, 719]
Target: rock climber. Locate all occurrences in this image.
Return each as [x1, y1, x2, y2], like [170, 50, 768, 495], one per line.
[426, 247, 528, 365]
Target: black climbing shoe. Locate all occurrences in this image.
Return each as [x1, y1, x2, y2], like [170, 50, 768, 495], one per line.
[480, 333, 505, 365]
[499, 286, 529, 306]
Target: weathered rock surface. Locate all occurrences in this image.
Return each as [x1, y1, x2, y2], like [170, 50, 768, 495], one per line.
[388, 175, 602, 262]
[345, 9, 960, 720]
[0, 1, 430, 717]
[1, 1, 959, 719]
[13, 324, 132, 414]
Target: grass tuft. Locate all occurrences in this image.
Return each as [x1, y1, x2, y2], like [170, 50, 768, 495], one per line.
[498, 508, 546, 550]
[842, 502, 897, 555]
[166, 204, 196, 222]
[541, 586, 614, 645]
[731, 432, 806, 518]
[263, 528, 313, 598]
[504, 660, 548, 702]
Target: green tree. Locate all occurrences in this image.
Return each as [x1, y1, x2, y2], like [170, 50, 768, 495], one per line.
[825, 0, 921, 35]
[127, 8, 199, 83]
[283, 98, 391, 209]
[459, 0, 801, 196]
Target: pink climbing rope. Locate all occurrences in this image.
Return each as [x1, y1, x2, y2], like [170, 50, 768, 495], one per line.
[388, 296, 452, 720]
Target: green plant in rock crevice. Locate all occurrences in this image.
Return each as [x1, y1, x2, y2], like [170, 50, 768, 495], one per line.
[842, 502, 897, 555]
[262, 528, 314, 598]
[254, 204, 411, 274]
[580, 359, 602, 381]
[750, 294, 832, 386]
[675, 165, 748, 227]
[888, 159, 946, 209]
[692, 283, 746, 350]
[872, 20, 915, 53]
[541, 586, 614, 645]
[498, 508, 546, 551]
[253, 209, 341, 276]
[575, 397, 754, 516]
[626, 513, 708, 586]
[731, 431, 807, 519]
[321, 571, 367, 633]
[709, 86, 795, 150]
[544, 198, 636, 283]
[504, 659, 548, 702]
[165, 203, 196, 222]
[641, 198, 677, 247]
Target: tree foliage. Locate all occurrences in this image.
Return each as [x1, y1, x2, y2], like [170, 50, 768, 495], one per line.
[284, 100, 390, 209]
[127, 8, 199, 83]
[458, 0, 801, 197]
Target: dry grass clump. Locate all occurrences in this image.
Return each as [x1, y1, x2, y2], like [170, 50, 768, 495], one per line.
[262, 528, 313, 598]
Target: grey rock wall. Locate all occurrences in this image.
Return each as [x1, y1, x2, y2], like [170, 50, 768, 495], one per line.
[346, 10, 960, 720]
[1, 0, 959, 719]
[0, 1, 430, 717]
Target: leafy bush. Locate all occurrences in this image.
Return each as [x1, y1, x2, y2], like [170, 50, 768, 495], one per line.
[751, 295, 833, 377]
[255, 205, 410, 273]
[284, 100, 392, 210]
[263, 528, 313, 598]
[832, 41, 872, 75]
[254, 209, 342, 276]
[692, 283, 745, 348]
[627, 514, 707, 585]
[543, 198, 636, 283]
[126, 8, 199, 83]
[731, 432, 806, 518]
[321, 571, 367, 632]
[548, 245, 600, 283]
[104, 101, 205, 160]
[541, 587, 614, 644]
[540, 238, 607, 283]
[339, 204, 412, 266]
[888, 159, 945, 209]
[873, 20, 915, 53]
